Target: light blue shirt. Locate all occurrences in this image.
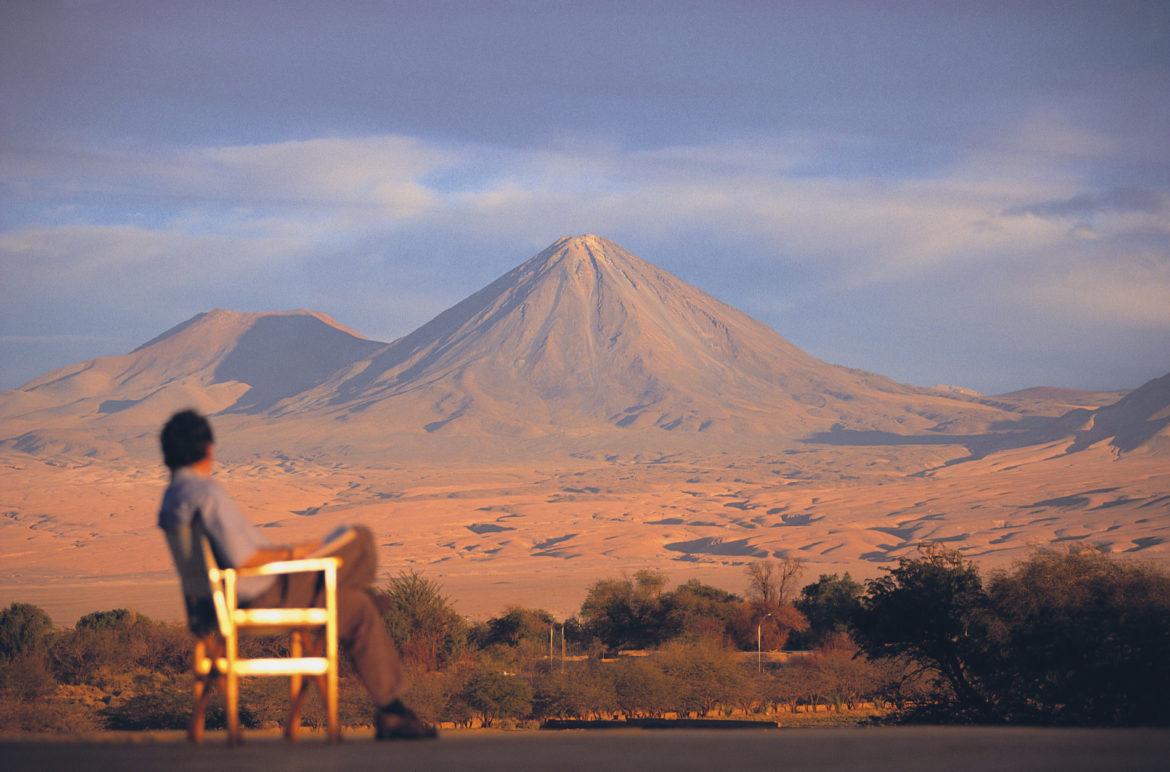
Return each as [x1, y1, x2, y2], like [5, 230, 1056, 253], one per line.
[158, 467, 276, 601]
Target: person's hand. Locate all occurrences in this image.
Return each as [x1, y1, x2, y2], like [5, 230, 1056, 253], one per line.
[288, 540, 323, 559]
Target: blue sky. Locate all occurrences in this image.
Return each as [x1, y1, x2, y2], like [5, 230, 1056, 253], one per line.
[2, 1, 1168, 394]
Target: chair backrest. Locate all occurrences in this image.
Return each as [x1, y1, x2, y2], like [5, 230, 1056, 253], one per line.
[164, 515, 227, 638]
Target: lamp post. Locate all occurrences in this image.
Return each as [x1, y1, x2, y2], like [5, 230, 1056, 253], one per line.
[757, 612, 773, 672]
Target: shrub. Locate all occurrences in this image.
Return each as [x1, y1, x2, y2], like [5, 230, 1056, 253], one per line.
[0, 653, 56, 701]
[657, 640, 747, 716]
[48, 613, 187, 688]
[103, 679, 196, 731]
[532, 662, 615, 721]
[461, 667, 533, 727]
[607, 656, 676, 718]
[0, 602, 54, 661]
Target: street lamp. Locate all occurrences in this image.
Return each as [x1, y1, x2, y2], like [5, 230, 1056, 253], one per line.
[757, 612, 773, 672]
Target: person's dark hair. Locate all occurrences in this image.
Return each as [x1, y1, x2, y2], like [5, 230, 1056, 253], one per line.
[160, 410, 214, 470]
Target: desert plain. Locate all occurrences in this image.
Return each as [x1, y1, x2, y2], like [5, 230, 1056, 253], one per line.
[3, 412, 1168, 626]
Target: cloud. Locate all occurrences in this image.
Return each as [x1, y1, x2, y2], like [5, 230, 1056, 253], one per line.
[6, 133, 1164, 267]
[3, 131, 1168, 387]
[1005, 187, 1170, 220]
[0, 224, 294, 291]
[198, 137, 450, 214]
[1011, 252, 1170, 329]
[0, 333, 117, 344]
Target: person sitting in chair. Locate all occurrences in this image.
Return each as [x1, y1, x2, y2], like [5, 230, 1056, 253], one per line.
[157, 409, 436, 740]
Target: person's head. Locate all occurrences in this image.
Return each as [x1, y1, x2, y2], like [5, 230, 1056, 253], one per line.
[160, 409, 214, 471]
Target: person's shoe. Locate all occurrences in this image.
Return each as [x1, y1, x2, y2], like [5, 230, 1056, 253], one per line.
[375, 705, 438, 740]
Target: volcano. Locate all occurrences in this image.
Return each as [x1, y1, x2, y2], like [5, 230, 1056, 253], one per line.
[321, 234, 914, 434]
[237, 235, 1010, 439]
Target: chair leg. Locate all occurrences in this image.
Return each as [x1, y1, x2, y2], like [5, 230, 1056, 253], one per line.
[285, 630, 340, 742]
[285, 630, 306, 741]
[225, 629, 241, 746]
[324, 671, 340, 743]
[189, 638, 211, 744]
[226, 671, 240, 745]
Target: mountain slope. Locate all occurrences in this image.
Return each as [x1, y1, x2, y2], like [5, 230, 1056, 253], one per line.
[1066, 372, 1170, 454]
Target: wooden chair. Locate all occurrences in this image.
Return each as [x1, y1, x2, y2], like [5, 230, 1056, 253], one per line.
[164, 517, 341, 744]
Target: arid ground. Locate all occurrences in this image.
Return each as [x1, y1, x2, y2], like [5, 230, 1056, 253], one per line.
[3, 432, 1166, 625]
[3, 727, 1170, 771]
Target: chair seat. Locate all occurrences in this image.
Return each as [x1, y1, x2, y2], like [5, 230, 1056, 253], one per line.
[234, 608, 331, 626]
[229, 658, 332, 676]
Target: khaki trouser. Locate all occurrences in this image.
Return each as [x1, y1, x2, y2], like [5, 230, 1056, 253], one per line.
[246, 525, 407, 707]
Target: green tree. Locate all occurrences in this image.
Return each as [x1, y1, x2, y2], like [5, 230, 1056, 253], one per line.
[985, 547, 1170, 725]
[852, 544, 995, 719]
[793, 573, 864, 648]
[658, 579, 742, 645]
[0, 602, 54, 661]
[76, 608, 137, 632]
[580, 570, 668, 653]
[377, 571, 468, 671]
[476, 606, 556, 650]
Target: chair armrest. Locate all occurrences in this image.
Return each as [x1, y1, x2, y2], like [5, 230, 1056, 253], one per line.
[236, 557, 341, 578]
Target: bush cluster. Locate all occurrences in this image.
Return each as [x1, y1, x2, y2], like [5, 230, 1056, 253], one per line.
[853, 544, 1170, 725]
[2, 547, 1167, 732]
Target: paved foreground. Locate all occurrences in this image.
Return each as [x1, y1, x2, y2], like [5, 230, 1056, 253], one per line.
[3, 727, 1168, 771]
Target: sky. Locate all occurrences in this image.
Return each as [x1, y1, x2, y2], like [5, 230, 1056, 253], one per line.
[2, 1, 1168, 395]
